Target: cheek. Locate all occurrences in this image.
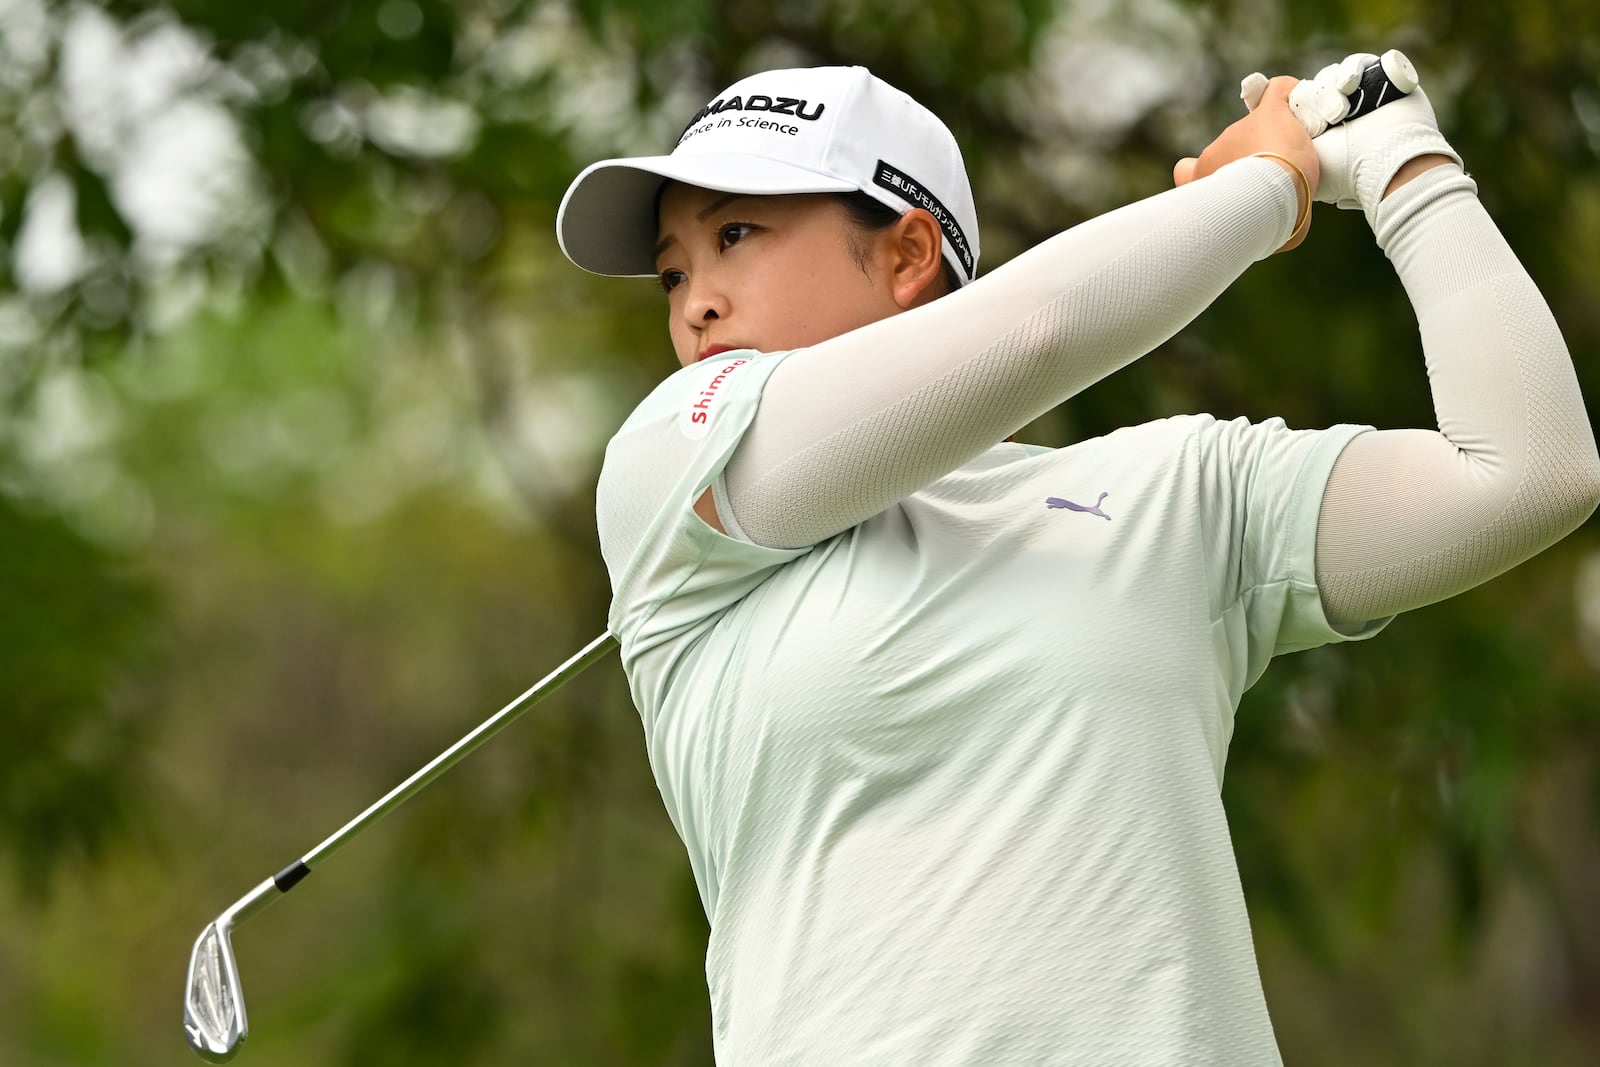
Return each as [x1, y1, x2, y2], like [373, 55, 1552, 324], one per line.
[766, 253, 870, 340]
[802, 270, 885, 338]
[667, 309, 696, 365]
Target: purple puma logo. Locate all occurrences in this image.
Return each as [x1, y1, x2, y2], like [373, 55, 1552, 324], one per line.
[1046, 491, 1111, 520]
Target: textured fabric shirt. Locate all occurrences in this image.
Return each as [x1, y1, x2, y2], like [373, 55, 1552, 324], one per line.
[598, 351, 1387, 1065]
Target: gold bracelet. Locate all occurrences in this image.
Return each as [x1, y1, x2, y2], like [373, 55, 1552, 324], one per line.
[1251, 152, 1311, 251]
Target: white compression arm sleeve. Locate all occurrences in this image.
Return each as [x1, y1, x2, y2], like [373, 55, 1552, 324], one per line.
[1314, 164, 1600, 626]
[717, 157, 1300, 549]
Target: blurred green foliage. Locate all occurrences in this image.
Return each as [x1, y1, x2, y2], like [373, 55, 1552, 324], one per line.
[0, 485, 161, 901]
[1, 0, 1598, 1064]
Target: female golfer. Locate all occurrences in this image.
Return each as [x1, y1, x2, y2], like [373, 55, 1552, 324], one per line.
[556, 60, 1599, 1063]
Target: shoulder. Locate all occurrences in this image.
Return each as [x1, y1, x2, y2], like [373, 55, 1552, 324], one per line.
[608, 353, 778, 445]
[596, 352, 798, 589]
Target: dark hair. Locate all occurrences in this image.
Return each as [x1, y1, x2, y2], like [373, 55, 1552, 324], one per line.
[836, 191, 961, 298]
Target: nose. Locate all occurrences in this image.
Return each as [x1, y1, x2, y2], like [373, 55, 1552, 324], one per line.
[682, 276, 729, 333]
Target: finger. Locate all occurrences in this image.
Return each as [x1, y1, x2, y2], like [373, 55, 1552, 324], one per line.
[1314, 79, 1351, 124]
[1173, 157, 1199, 186]
[1287, 81, 1332, 137]
[1239, 72, 1268, 112]
[1314, 61, 1351, 93]
[1289, 79, 1348, 133]
[1257, 75, 1301, 110]
[1335, 52, 1380, 94]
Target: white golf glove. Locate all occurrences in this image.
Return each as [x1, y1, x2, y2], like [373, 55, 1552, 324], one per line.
[1240, 51, 1461, 229]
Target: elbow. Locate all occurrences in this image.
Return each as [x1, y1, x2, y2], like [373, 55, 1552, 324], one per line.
[1548, 438, 1600, 536]
[1503, 433, 1600, 549]
[1578, 444, 1600, 524]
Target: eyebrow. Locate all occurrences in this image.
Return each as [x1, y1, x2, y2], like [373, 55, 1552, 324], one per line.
[653, 193, 756, 260]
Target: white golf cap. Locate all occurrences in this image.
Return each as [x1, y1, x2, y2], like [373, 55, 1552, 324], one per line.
[557, 65, 980, 286]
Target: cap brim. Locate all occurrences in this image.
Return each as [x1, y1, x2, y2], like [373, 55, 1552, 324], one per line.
[556, 154, 859, 278]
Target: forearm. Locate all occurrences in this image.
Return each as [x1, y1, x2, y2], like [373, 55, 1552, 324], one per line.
[1315, 164, 1600, 624]
[720, 157, 1299, 549]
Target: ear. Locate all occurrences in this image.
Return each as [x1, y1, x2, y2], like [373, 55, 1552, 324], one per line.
[886, 208, 946, 308]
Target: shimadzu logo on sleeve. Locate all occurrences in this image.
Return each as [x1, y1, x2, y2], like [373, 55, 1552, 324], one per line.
[679, 358, 751, 440]
[678, 93, 827, 145]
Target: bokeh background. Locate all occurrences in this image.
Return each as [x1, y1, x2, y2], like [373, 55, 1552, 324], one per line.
[2, 0, 1599, 1063]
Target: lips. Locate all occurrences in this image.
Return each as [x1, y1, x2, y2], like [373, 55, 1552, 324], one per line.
[698, 344, 743, 362]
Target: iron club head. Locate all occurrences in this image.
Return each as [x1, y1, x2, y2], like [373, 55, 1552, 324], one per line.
[184, 919, 248, 1061]
[178, 633, 616, 1060]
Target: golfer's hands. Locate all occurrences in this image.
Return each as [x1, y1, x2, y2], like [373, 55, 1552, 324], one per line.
[1173, 76, 1318, 253]
[1252, 51, 1461, 228]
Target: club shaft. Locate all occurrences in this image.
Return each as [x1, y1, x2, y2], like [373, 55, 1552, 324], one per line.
[222, 876, 284, 929]
[292, 630, 618, 875]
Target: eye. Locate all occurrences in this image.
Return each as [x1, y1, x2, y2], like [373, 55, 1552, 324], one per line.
[657, 268, 686, 293]
[718, 222, 756, 249]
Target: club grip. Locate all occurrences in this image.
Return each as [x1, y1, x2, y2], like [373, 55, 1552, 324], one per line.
[1341, 49, 1420, 124]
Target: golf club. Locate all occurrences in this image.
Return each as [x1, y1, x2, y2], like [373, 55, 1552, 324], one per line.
[183, 629, 619, 1062]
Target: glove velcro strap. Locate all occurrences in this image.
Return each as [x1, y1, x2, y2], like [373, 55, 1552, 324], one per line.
[1356, 123, 1463, 229]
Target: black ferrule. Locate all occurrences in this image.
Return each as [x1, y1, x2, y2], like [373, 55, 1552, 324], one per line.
[273, 860, 312, 893]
